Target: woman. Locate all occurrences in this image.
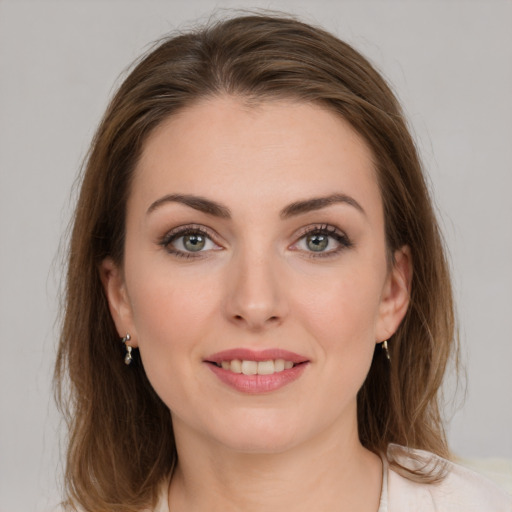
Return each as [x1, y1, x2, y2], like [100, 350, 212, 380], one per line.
[54, 13, 512, 512]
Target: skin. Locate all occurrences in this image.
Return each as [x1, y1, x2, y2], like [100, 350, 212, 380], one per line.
[101, 96, 412, 512]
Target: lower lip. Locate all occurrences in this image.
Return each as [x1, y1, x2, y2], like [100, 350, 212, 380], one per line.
[206, 362, 309, 394]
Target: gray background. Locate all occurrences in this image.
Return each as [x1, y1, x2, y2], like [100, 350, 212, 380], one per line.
[0, 1, 511, 510]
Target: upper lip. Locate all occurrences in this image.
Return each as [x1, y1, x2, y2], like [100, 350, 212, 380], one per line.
[205, 348, 309, 364]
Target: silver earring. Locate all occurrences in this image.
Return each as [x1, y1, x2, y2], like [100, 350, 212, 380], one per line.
[121, 334, 133, 365]
[382, 340, 390, 361]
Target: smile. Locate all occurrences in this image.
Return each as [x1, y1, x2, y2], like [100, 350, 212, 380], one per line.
[214, 359, 295, 375]
[205, 349, 309, 393]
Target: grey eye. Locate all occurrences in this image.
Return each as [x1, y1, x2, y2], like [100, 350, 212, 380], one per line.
[162, 227, 221, 257]
[306, 234, 329, 252]
[182, 234, 206, 252]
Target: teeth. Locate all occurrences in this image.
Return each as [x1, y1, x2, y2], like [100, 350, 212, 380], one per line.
[274, 359, 285, 372]
[230, 359, 242, 373]
[257, 360, 274, 375]
[241, 360, 258, 375]
[217, 358, 297, 375]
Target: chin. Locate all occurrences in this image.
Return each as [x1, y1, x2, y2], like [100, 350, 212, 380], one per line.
[220, 433, 300, 455]
[208, 411, 307, 455]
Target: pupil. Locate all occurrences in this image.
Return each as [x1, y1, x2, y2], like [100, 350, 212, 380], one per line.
[307, 234, 328, 251]
[184, 234, 205, 251]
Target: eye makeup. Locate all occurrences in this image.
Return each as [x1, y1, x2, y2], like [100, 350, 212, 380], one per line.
[290, 223, 354, 259]
[158, 221, 353, 260]
[158, 224, 222, 259]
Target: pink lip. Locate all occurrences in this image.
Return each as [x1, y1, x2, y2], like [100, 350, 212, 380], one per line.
[206, 363, 308, 394]
[204, 348, 310, 394]
[206, 348, 308, 364]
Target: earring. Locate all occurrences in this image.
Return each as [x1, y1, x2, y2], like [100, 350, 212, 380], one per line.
[381, 340, 390, 361]
[121, 334, 133, 365]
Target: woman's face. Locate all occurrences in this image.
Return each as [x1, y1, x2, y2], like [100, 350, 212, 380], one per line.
[102, 96, 411, 453]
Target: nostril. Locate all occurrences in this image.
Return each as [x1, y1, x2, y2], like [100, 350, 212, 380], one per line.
[233, 314, 279, 323]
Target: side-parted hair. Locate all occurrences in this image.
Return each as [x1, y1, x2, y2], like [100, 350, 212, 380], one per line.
[55, 13, 457, 512]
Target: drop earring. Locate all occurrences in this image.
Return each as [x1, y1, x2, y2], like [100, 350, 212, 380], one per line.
[381, 340, 390, 361]
[121, 334, 133, 365]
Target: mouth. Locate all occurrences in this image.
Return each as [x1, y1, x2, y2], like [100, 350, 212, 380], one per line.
[204, 349, 309, 392]
[209, 358, 303, 375]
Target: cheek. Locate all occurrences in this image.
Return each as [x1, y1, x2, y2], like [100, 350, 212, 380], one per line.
[293, 264, 385, 346]
[128, 255, 220, 340]
[315, 285, 380, 389]
[290, 262, 385, 393]
[124, 260, 221, 404]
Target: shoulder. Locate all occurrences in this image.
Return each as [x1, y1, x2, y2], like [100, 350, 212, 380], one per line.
[153, 475, 171, 512]
[385, 444, 512, 512]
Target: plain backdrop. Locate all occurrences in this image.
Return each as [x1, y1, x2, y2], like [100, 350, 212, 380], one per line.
[0, 1, 511, 510]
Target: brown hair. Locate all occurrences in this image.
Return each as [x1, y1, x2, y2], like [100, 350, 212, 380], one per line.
[55, 12, 457, 511]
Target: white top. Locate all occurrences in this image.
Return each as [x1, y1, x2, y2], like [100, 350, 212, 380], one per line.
[154, 445, 512, 511]
[379, 445, 512, 511]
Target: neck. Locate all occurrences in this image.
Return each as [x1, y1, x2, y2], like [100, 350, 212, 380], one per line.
[168, 415, 383, 512]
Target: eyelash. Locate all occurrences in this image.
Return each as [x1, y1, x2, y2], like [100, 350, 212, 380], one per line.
[158, 223, 353, 259]
[293, 224, 353, 258]
[159, 224, 218, 259]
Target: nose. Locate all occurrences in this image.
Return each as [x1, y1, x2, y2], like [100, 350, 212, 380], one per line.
[223, 248, 288, 331]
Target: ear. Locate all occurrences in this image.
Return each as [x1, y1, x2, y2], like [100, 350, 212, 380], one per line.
[99, 258, 138, 347]
[375, 246, 412, 343]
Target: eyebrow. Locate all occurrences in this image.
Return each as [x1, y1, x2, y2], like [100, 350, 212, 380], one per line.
[279, 193, 365, 219]
[147, 194, 231, 218]
[146, 192, 365, 219]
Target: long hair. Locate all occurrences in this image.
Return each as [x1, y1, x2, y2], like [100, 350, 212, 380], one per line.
[55, 13, 457, 511]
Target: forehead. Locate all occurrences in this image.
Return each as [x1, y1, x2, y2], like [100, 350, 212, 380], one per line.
[132, 96, 381, 218]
